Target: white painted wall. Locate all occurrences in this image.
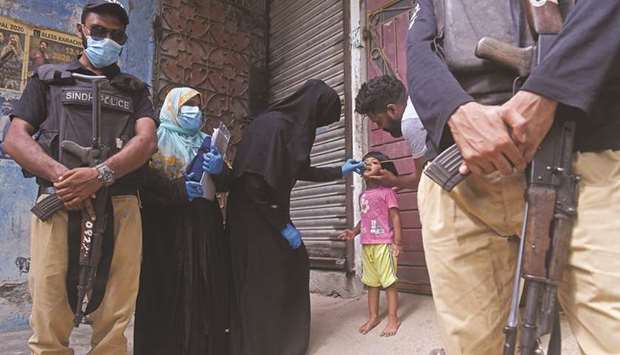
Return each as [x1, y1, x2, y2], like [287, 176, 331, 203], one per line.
[349, 0, 368, 280]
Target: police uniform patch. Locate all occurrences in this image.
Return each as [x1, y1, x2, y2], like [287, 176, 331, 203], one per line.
[62, 88, 133, 113]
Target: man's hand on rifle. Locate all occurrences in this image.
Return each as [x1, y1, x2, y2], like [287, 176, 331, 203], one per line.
[501, 91, 558, 164]
[54, 167, 103, 209]
[448, 102, 527, 177]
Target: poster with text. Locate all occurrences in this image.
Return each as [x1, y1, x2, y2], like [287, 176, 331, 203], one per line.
[27, 27, 82, 77]
[0, 16, 29, 92]
[0, 93, 19, 158]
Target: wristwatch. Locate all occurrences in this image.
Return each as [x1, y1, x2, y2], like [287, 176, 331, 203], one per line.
[95, 164, 116, 187]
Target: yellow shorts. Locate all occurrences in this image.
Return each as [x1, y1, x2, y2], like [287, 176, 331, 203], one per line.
[361, 244, 398, 288]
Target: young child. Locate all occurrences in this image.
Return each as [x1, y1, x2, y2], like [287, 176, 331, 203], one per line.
[340, 151, 402, 337]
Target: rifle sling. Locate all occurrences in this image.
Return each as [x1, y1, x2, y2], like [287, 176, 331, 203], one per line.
[65, 194, 115, 316]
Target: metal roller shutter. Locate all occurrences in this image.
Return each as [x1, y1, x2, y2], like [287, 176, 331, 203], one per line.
[269, 0, 351, 271]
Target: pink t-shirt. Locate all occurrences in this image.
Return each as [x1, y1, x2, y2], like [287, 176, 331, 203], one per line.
[360, 187, 399, 245]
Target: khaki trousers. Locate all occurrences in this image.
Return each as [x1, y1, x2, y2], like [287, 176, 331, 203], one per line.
[28, 195, 142, 355]
[419, 150, 620, 355]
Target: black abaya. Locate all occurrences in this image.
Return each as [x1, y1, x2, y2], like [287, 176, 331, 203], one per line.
[228, 80, 344, 355]
[134, 166, 232, 355]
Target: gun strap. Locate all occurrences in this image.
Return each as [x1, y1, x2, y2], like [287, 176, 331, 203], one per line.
[65, 194, 115, 316]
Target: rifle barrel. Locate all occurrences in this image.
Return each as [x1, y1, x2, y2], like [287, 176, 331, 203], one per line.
[503, 202, 529, 355]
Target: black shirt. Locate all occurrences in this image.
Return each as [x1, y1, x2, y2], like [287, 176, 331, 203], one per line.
[407, 0, 620, 156]
[10, 59, 157, 187]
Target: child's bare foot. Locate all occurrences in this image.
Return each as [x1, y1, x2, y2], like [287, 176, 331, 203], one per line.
[381, 316, 400, 337]
[358, 316, 381, 335]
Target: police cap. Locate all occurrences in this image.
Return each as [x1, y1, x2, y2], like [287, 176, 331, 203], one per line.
[82, 0, 129, 26]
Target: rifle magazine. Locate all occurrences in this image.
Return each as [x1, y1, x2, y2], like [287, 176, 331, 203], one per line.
[424, 144, 467, 192]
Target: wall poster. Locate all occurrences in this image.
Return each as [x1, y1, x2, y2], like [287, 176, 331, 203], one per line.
[0, 16, 81, 159]
[0, 16, 28, 92]
[27, 27, 82, 76]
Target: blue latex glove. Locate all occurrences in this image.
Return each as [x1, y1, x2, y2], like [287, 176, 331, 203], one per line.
[185, 175, 204, 201]
[202, 149, 224, 175]
[281, 224, 302, 249]
[341, 159, 364, 176]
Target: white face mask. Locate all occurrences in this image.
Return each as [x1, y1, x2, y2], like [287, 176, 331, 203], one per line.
[178, 106, 203, 134]
[83, 36, 123, 68]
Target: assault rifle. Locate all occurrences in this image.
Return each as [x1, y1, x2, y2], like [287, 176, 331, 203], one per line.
[425, 2, 579, 354]
[63, 73, 111, 327]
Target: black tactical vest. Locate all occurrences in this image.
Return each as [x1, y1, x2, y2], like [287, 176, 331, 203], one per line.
[35, 64, 142, 179]
[432, 0, 526, 105]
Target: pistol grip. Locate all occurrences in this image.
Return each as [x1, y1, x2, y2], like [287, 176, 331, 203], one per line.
[475, 37, 533, 77]
[61, 141, 100, 165]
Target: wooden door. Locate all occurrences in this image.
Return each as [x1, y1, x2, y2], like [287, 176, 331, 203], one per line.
[366, 0, 431, 294]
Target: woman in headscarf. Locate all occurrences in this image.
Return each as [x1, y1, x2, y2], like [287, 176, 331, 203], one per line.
[134, 87, 232, 355]
[227, 79, 364, 355]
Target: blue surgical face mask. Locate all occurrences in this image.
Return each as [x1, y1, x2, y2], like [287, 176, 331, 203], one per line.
[178, 106, 203, 134]
[84, 36, 123, 68]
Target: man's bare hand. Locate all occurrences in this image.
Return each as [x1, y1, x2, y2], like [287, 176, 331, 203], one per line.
[448, 102, 526, 177]
[501, 91, 558, 164]
[367, 169, 399, 187]
[54, 167, 102, 208]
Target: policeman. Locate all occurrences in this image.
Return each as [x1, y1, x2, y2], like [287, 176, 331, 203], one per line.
[406, 1, 620, 354]
[4, 1, 157, 354]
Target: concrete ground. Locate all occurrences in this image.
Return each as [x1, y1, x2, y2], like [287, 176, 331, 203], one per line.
[0, 293, 580, 355]
[308, 293, 579, 355]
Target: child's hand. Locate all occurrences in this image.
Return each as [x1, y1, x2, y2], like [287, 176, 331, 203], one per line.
[339, 229, 356, 240]
[391, 243, 401, 257]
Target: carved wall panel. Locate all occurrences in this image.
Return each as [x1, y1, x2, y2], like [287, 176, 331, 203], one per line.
[154, 0, 268, 149]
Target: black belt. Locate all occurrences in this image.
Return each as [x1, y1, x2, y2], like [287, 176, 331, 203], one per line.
[38, 185, 138, 197]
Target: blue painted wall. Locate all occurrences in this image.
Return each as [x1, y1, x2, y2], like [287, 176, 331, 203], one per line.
[0, 0, 157, 332]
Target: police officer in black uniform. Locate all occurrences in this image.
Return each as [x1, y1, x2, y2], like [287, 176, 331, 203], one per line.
[4, 1, 157, 354]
